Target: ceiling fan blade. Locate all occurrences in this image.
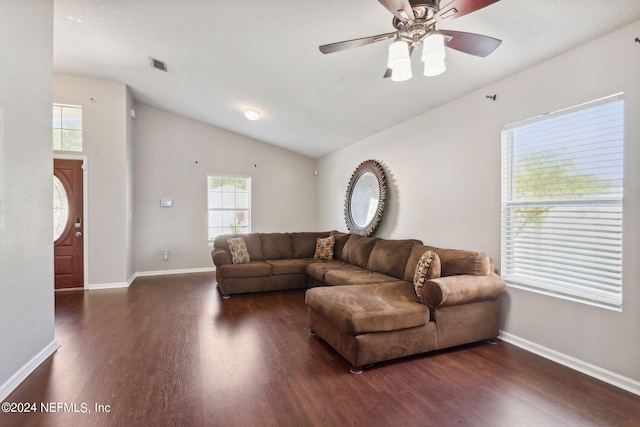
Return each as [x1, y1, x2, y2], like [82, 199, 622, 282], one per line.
[435, 0, 500, 22]
[383, 44, 414, 78]
[319, 32, 395, 54]
[439, 30, 501, 57]
[378, 0, 414, 21]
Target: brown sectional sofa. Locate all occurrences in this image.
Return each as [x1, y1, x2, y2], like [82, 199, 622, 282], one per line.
[212, 231, 330, 296]
[211, 230, 505, 373]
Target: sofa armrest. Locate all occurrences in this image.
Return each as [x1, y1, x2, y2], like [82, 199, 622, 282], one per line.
[421, 273, 505, 308]
[212, 247, 232, 266]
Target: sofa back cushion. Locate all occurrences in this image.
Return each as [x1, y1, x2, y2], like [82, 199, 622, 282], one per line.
[261, 233, 293, 259]
[330, 230, 351, 261]
[424, 246, 491, 276]
[367, 239, 422, 280]
[404, 244, 490, 279]
[342, 234, 379, 268]
[290, 232, 330, 258]
[404, 244, 442, 282]
[214, 233, 264, 261]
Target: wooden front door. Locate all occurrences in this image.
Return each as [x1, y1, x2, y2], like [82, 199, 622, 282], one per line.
[54, 159, 84, 289]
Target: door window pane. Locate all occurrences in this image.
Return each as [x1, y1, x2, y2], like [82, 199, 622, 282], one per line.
[53, 175, 69, 241]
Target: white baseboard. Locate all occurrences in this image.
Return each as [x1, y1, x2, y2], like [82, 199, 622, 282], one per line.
[499, 330, 640, 396]
[134, 267, 215, 278]
[0, 339, 59, 402]
[86, 281, 129, 290]
[86, 268, 215, 290]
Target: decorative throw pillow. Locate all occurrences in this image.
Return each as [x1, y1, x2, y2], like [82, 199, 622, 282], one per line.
[313, 236, 335, 260]
[227, 237, 250, 264]
[413, 250, 436, 298]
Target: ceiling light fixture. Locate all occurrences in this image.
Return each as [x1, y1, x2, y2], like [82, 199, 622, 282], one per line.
[244, 109, 260, 121]
[387, 39, 410, 70]
[319, 2, 502, 83]
[422, 33, 447, 77]
[387, 39, 412, 82]
[391, 61, 413, 82]
[386, 32, 447, 82]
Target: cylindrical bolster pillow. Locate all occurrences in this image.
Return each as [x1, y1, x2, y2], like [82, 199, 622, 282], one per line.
[421, 273, 505, 308]
[212, 248, 232, 266]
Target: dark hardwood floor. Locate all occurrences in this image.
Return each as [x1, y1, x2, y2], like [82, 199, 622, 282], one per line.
[2, 272, 639, 427]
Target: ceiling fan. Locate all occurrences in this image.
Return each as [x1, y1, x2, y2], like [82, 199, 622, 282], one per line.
[319, 0, 502, 81]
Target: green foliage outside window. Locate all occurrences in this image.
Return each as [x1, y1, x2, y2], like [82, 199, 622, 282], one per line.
[513, 152, 611, 234]
[208, 177, 248, 191]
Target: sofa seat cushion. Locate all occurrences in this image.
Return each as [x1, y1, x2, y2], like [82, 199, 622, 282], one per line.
[218, 261, 272, 279]
[266, 258, 311, 275]
[305, 260, 362, 282]
[323, 268, 399, 287]
[305, 282, 429, 335]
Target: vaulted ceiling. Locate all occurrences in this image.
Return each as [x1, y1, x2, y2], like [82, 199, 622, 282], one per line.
[54, 0, 640, 158]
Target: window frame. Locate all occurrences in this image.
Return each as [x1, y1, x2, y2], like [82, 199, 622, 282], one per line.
[53, 103, 83, 152]
[207, 174, 252, 246]
[500, 93, 624, 311]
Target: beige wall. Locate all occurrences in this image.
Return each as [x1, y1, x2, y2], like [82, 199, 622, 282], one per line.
[132, 103, 318, 273]
[317, 20, 640, 387]
[0, 0, 56, 400]
[52, 76, 319, 278]
[53, 74, 134, 287]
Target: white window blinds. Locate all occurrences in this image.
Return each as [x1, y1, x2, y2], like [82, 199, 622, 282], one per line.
[501, 94, 624, 310]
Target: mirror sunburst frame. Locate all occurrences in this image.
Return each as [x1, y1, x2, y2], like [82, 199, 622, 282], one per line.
[344, 160, 387, 236]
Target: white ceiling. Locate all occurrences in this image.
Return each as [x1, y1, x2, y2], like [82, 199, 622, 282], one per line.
[53, 0, 640, 158]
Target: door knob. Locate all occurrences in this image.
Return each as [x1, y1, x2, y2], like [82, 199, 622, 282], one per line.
[75, 231, 82, 237]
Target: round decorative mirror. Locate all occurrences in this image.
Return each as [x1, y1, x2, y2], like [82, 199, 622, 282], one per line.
[344, 160, 386, 236]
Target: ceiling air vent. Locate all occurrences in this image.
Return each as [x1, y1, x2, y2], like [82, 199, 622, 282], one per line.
[149, 57, 167, 72]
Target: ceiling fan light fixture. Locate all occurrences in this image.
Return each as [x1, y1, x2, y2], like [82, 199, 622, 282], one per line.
[424, 56, 446, 76]
[421, 34, 446, 62]
[422, 33, 446, 76]
[391, 61, 412, 82]
[387, 40, 410, 69]
[319, 0, 502, 81]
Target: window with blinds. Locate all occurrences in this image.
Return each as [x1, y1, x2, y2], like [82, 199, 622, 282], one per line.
[501, 94, 624, 310]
